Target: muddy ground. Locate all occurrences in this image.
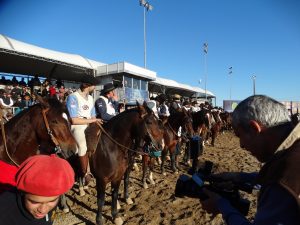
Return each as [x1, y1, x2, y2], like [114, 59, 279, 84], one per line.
[54, 131, 261, 225]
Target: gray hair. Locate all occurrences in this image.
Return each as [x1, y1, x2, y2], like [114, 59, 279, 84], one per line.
[232, 95, 290, 129]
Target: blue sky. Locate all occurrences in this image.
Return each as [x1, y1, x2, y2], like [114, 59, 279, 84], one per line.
[1, 0, 299, 106]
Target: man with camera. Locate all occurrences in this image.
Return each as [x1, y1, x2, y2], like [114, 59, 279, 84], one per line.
[200, 95, 300, 225]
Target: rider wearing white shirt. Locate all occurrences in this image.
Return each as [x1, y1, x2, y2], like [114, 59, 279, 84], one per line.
[66, 75, 103, 185]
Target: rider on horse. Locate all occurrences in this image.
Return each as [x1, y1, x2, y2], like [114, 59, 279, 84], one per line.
[66, 75, 103, 186]
[95, 83, 119, 122]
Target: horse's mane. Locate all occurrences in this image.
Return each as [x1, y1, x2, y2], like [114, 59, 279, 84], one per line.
[103, 107, 140, 128]
[6, 98, 67, 125]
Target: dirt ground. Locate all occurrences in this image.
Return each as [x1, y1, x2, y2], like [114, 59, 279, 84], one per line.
[53, 131, 261, 225]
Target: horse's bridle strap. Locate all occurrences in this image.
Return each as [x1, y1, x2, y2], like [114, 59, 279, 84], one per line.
[41, 108, 62, 154]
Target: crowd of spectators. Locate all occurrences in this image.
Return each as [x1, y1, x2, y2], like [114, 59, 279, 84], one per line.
[0, 75, 76, 120]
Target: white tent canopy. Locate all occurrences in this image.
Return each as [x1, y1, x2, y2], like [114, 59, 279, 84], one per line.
[149, 76, 215, 98]
[0, 34, 104, 82]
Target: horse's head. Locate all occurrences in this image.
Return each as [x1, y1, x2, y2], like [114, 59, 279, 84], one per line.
[136, 101, 164, 150]
[181, 108, 195, 139]
[36, 96, 77, 158]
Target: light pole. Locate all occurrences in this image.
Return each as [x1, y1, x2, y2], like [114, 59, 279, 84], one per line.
[252, 75, 256, 95]
[203, 42, 208, 100]
[139, 0, 153, 69]
[229, 67, 233, 100]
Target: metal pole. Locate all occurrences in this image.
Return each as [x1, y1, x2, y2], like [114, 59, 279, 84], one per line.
[143, 6, 147, 68]
[203, 43, 208, 100]
[229, 67, 232, 100]
[252, 75, 256, 95]
[139, 0, 152, 69]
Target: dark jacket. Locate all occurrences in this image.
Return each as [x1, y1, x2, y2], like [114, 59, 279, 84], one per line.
[95, 96, 118, 121]
[0, 189, 54, 225]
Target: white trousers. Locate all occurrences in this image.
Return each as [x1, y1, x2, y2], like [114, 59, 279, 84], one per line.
[71, 124, 88, 156]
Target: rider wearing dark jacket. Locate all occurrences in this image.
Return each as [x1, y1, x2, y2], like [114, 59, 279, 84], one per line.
[95, 83, 119, 122]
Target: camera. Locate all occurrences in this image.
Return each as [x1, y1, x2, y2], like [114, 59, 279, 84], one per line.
[175, 161, 252, 216]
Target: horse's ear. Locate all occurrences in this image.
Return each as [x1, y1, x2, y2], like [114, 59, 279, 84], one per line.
[136, 101, 147, 118]
[36, 95, 50, 109]
[143, 101, 153, 114]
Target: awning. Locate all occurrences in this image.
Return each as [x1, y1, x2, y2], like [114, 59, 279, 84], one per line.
[96, 62, 157, 81]
[0, 34, 104, 82]
[149, 76, 215, 98]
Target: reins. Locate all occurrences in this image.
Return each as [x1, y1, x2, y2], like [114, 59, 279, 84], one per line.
[93, 112, 161, 156]
[95, 123, 149, 156]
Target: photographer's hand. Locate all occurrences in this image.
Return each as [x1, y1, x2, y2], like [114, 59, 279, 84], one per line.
[200, 188, 222, 217]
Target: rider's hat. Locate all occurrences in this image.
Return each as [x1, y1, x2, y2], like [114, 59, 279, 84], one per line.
[101, 83, 117, 95]
[81, 75, 99, 86]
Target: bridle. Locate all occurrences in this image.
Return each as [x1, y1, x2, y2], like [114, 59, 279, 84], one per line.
[93, 112, 162, 156]
[1, 106, 67, 167]
[41, 108, 67, 158]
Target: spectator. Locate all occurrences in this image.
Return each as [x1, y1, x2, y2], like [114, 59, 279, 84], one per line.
[19, 77, 27, 87]
[200, 95, 300, 225]
[30, 75, 41, 94]
[169, 94, 182, 114]
[0, 154, 74, 225]
[0, 91, 14, 107]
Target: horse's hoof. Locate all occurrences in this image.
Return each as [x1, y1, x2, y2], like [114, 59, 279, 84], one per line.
[114, 217, 124, 225]
[117, 200, 121, 210]
[126, 198, 133, 205]
[63, 207, 69, 213]
[150, 180, 155, 185]
[133, 163, 139, 172]
[79, 187, 86, 197]
[143, 183, 148, 189]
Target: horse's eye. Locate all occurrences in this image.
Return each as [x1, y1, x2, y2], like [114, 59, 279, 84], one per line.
[52, 120, 58, 124]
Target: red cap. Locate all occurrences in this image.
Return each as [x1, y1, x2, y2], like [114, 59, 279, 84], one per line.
[15, 154, 74, 196]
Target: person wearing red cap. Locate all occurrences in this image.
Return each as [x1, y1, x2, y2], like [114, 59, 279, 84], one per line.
[0, 154, 74, 225]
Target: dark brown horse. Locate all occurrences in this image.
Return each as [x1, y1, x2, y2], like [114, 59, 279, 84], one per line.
[192, 108, 211, 142]
[159, 108, 194, 175]
[85, 102, 164, 225]
[0, 96, 77, 165]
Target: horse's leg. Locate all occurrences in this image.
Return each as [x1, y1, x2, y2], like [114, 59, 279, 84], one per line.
[148, 157, 155, 185]
[78, 177, 86, 196]
[170, 144, 177, 173]
[96, 182, 106, 225]
[124, 166, 133, 205]
[59, 194, 69, 213]
[112, 180, 124, 225]
[142, 155, 149, 189]
[161, 148, 167, 175]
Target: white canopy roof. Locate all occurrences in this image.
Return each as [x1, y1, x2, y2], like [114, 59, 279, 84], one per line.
[0, 34, 104, 82]
[97, 62, 156, 80]
[150, 76, 215, 98]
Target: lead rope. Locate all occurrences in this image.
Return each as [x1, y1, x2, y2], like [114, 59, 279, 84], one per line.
[0, 108, 19, 167]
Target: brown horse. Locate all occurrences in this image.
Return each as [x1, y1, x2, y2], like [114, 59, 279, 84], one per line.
[85, 102, 164, 225]
[159, 108, 194, 175]
[0, 96, 77, 165]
